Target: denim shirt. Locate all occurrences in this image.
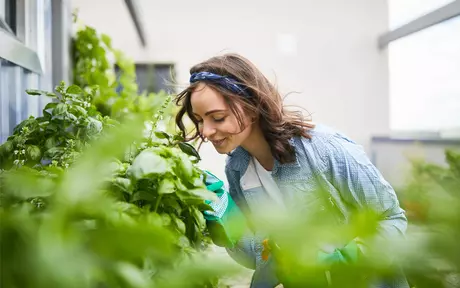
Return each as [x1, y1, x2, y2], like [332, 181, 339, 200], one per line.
[224, 124, 409, 288]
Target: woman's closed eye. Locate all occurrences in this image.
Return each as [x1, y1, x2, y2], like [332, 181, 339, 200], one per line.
[194, 115, 226, 124]
[213, 117, 226, 123]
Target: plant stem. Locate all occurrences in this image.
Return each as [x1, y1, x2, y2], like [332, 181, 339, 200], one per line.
[154, 194, 162, 212]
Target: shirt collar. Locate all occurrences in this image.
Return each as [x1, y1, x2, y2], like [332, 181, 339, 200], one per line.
[227, 137, 300, 176]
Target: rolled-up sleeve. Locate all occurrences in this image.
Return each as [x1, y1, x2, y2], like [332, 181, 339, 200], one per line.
[322, 134, 407, 238]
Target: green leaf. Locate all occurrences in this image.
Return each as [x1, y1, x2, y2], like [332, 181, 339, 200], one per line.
[113, 177, 133, 193]
[11, 117, 38, 135]
[161, 197, 182, 214]
[44, 102, 57, 112]
[177, 153, 193, 179]
[196, 202, 214, 212]
[191, 207, 206, 230]
[45, 137, 57, 149]
[26, 145, 41, 161]
[173, 134, 185, 142]
[101, 33, 112, 48]
[116, 262, 150, 288]
[178, 142, 201, 160]
[174, 216, 186, 234]
[154, 131, 171, 140]
[64, 112, 78, 122]
[2, 168, 55, 198]
[158, 178, 175, 194]
[71, 105, 87, 116]
[53, 103, 68, 115]
[46, 122, 58, 132]
[26, 89, 42, 95]
[132, 190, 156, 202]
[1, 140, 14, 153]
[127, 150, 169, 179]
[188, 188, 217, 201]
[66, 85, 83, 95]
[161, 213, 171, 226]
[26, 89, 57, 97]
[87, 118, 103, 135]
[45, 147, 65, 157]
[87, 220, 176, 264]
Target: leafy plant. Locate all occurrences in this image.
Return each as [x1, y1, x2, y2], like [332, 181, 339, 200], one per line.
[0, 82, 111, 171]
[397, 149, 460, 287]
[0, 83, 239, 287]
[71, 22, 175, 124]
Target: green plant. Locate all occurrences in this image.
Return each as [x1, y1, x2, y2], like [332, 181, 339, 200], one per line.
[397, 149, 460, 287]
[0, 83, 112, 171]
[71, 22, 175, 124]
[0, 83, 239, 287]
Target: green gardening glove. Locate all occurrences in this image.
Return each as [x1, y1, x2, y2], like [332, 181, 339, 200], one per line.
[317, 240, 360, 267]
[201, 170, 248, 248]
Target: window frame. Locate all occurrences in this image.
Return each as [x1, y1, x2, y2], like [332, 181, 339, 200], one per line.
[378, 0, 460, 133]
[379, 0, 460, 49]
[0, 0, 43, 74]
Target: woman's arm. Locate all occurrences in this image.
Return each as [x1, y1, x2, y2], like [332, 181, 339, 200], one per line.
[322, 133, 407, 243]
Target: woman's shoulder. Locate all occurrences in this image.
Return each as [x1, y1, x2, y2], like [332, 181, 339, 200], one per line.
[302, 123, 356, 143]
[295, 123, 357, 149]
[297, 123, 373, 172]
[295, 123, 367, 165]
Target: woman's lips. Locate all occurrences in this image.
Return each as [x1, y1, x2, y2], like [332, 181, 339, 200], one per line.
[211, 138, 226, 147]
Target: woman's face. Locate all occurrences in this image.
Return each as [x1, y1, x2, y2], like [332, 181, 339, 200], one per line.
[190, 83, 253, 154]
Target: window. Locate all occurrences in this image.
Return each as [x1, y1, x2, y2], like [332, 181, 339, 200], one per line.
[0, 0, 53, 143]
[116, 64, 176, 95]
[389, 16, 460, 132]
[0, 0, 16, 35]
[384, 1, 460, 133]
[135, 64, 175, 94]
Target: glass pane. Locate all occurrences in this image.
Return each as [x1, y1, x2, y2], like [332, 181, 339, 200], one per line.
[4, 0, 16, 33]
[388, 0, 455, 29]
[154, 64, 175, 94]
[389, 16, 460, 133]
[133, 64, 175, 94]
[0, 0, 5, 19]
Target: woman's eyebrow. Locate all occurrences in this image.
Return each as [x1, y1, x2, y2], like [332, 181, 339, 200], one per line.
[192, 109, 227, 118]
[205, 109, 227, 116]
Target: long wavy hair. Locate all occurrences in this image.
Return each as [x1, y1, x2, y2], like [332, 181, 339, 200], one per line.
[174, 53, 315, 164]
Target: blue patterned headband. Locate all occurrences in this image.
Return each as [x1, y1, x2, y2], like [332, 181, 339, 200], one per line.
[189, 71, 251, 98]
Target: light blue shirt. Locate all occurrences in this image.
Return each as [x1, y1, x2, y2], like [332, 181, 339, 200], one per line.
[224, 124, 409, 288]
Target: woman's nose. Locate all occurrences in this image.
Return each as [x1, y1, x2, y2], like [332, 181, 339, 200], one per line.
[201, 122, 216, 139]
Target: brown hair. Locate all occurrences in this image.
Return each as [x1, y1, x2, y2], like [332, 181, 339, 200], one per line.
[174, 53, 314, 164]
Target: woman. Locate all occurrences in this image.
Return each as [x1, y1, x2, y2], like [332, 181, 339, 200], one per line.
[175, 53, 409, 287]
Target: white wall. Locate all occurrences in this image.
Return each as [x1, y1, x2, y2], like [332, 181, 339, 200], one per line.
[72, 0, 389, 180]
[372, 139, 460, 187]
